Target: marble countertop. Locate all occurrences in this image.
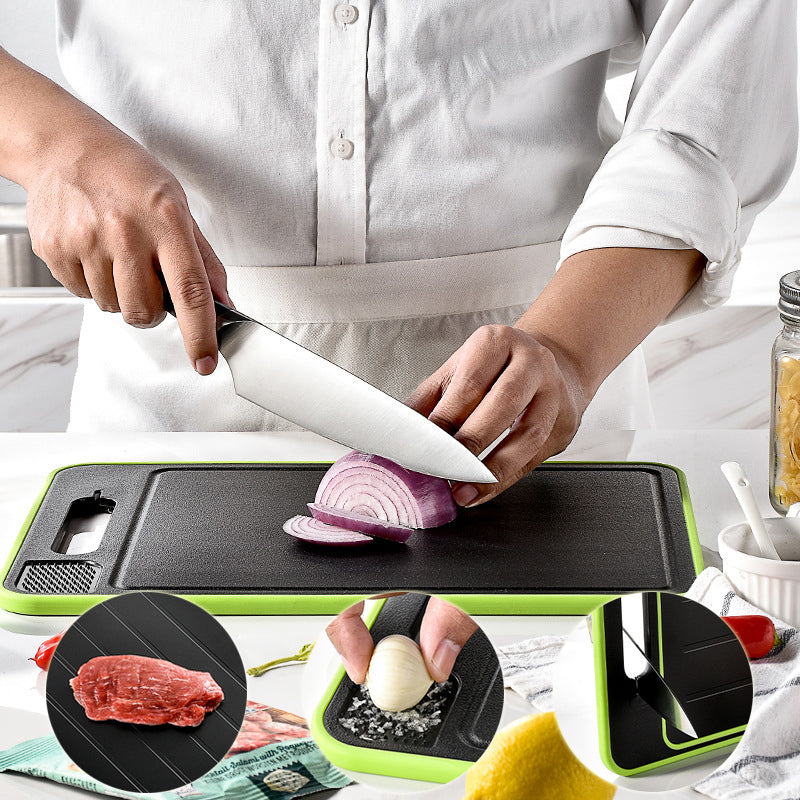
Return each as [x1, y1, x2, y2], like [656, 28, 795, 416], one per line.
[0, 430, 773, 800]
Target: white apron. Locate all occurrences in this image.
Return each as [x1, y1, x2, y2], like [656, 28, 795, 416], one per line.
[68, 240, 654, 433]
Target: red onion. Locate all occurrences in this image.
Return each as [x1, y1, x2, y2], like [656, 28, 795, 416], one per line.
[308, 503, 413, 543]
[314, 451, 457, 530]
[283, 515, 373, 546]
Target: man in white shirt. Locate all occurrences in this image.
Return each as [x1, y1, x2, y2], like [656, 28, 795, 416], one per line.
[0, 0, 795, 505]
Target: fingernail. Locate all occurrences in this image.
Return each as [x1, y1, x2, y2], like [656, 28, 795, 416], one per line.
[431, 639, 461, 681]
[195, 355, 216, 375]
[453, 484, 479, 507]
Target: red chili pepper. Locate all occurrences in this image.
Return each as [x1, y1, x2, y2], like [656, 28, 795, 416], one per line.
[721, 615, 779, 659]
[31, 631, 65, 671]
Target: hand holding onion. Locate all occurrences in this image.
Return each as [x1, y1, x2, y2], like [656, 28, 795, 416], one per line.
[326, 596, 478, 693]
[407, 324, 586, 508]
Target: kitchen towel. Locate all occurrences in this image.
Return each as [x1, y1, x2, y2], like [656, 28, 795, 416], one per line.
[497, 568, 800, 799]
[497, 634, 568, 713]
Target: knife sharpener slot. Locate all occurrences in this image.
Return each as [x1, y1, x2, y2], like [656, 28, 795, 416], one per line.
[52, 491, 115, 556]
[594, 592, 753, 775]
[621, 594, 649, 679]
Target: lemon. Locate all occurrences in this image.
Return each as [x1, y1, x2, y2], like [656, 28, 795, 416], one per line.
[464, 712, 615, 800]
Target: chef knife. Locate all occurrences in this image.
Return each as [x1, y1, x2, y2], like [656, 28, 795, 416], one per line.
[621, 625, 699, 739]
[164, 294, 496, 483]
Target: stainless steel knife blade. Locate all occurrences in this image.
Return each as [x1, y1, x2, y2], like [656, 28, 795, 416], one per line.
[622, 625, 699, 739]
[213, 304, 496, 483]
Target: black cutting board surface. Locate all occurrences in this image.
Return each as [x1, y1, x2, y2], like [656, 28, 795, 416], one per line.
[2, 462, 698, 603]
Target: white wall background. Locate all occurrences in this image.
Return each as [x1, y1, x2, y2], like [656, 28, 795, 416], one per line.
[0, 0, 66, 204]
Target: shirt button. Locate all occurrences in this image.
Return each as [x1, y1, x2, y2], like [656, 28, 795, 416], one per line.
[330, 137, 355, 159]
[334, 3, 359, 24]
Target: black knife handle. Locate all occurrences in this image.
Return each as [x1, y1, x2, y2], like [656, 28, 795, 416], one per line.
[159, 275, 251, 329]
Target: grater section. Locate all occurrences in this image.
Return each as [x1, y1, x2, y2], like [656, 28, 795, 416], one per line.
[16, 560, 101, 594]
[321, 594, 504, 762]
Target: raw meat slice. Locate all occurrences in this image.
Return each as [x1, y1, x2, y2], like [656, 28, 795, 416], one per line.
[226, 701, 309, 755]
[70, 654, 224, 727]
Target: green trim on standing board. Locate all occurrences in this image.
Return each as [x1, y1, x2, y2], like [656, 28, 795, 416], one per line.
[309, 598, 474, 783]
[655, 593, 747, 751]
[593, 597, 746, 777]
[0, 462, 63, 609]
[0, 461, 703, 617]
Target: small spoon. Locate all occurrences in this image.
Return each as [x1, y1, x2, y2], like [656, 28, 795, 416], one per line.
[720, 462, 781, 560]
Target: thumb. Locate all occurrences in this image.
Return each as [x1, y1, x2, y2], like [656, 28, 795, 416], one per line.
[325, 602, 374, 684]
[419, 597, 479, 682]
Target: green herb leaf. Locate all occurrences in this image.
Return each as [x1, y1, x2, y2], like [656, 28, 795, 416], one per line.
[247, 641, 316, 677]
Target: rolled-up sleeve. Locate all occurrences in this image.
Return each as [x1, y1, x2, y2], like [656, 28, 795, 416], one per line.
[560, 0, 798, 319]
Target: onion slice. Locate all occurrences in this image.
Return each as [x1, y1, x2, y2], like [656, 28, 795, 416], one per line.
[314, 451, 457, 530]
[308, 503, 413, 543]
[283, 515, 373, 546]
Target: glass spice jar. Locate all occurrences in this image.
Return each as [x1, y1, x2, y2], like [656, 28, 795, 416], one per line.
[770, 271, 800, 514]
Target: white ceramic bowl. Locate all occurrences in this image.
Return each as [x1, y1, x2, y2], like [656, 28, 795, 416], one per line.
[718, 518, 800, 627]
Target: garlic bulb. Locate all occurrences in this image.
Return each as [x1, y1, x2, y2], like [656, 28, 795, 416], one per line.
[365, 634, 434, 712]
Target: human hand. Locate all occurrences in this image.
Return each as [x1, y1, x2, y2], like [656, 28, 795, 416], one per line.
[325, 596, 478, 684]
[24, 120, 230, 375]
[407, 324, 587, 507]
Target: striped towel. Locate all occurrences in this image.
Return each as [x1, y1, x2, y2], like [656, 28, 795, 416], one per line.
[497, 635, 567, 712]
[687, 568, 800, 800]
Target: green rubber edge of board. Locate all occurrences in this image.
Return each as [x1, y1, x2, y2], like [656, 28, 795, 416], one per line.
[656, 593, 747, 751]
[593, 596, 744, 777]
[308, 597, 474, 783]
[0, 460, 703, 617]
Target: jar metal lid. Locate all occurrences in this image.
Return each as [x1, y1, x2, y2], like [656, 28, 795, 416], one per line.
[779, 271, 800, 319]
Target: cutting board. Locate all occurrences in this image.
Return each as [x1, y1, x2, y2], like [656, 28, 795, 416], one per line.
[0, 461, 703, 615]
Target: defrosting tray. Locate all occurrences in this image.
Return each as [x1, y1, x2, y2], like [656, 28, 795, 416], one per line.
[46, 591, 247, 792]
[0, 461, 703, 615]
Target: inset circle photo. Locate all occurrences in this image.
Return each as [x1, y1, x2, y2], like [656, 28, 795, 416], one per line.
[46, 591, 247, 793]
[303, 592, 504, 793]
[553, 591, 754, 793]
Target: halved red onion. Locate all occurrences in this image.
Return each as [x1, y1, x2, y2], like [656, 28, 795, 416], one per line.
[314, 451, 457, 530]
[283, 515, 373, 546]
[308, 503, 414, 543]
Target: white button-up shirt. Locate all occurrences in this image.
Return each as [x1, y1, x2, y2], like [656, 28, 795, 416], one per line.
[56, 0, 797, 279]
[56, 0, 798, 432]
